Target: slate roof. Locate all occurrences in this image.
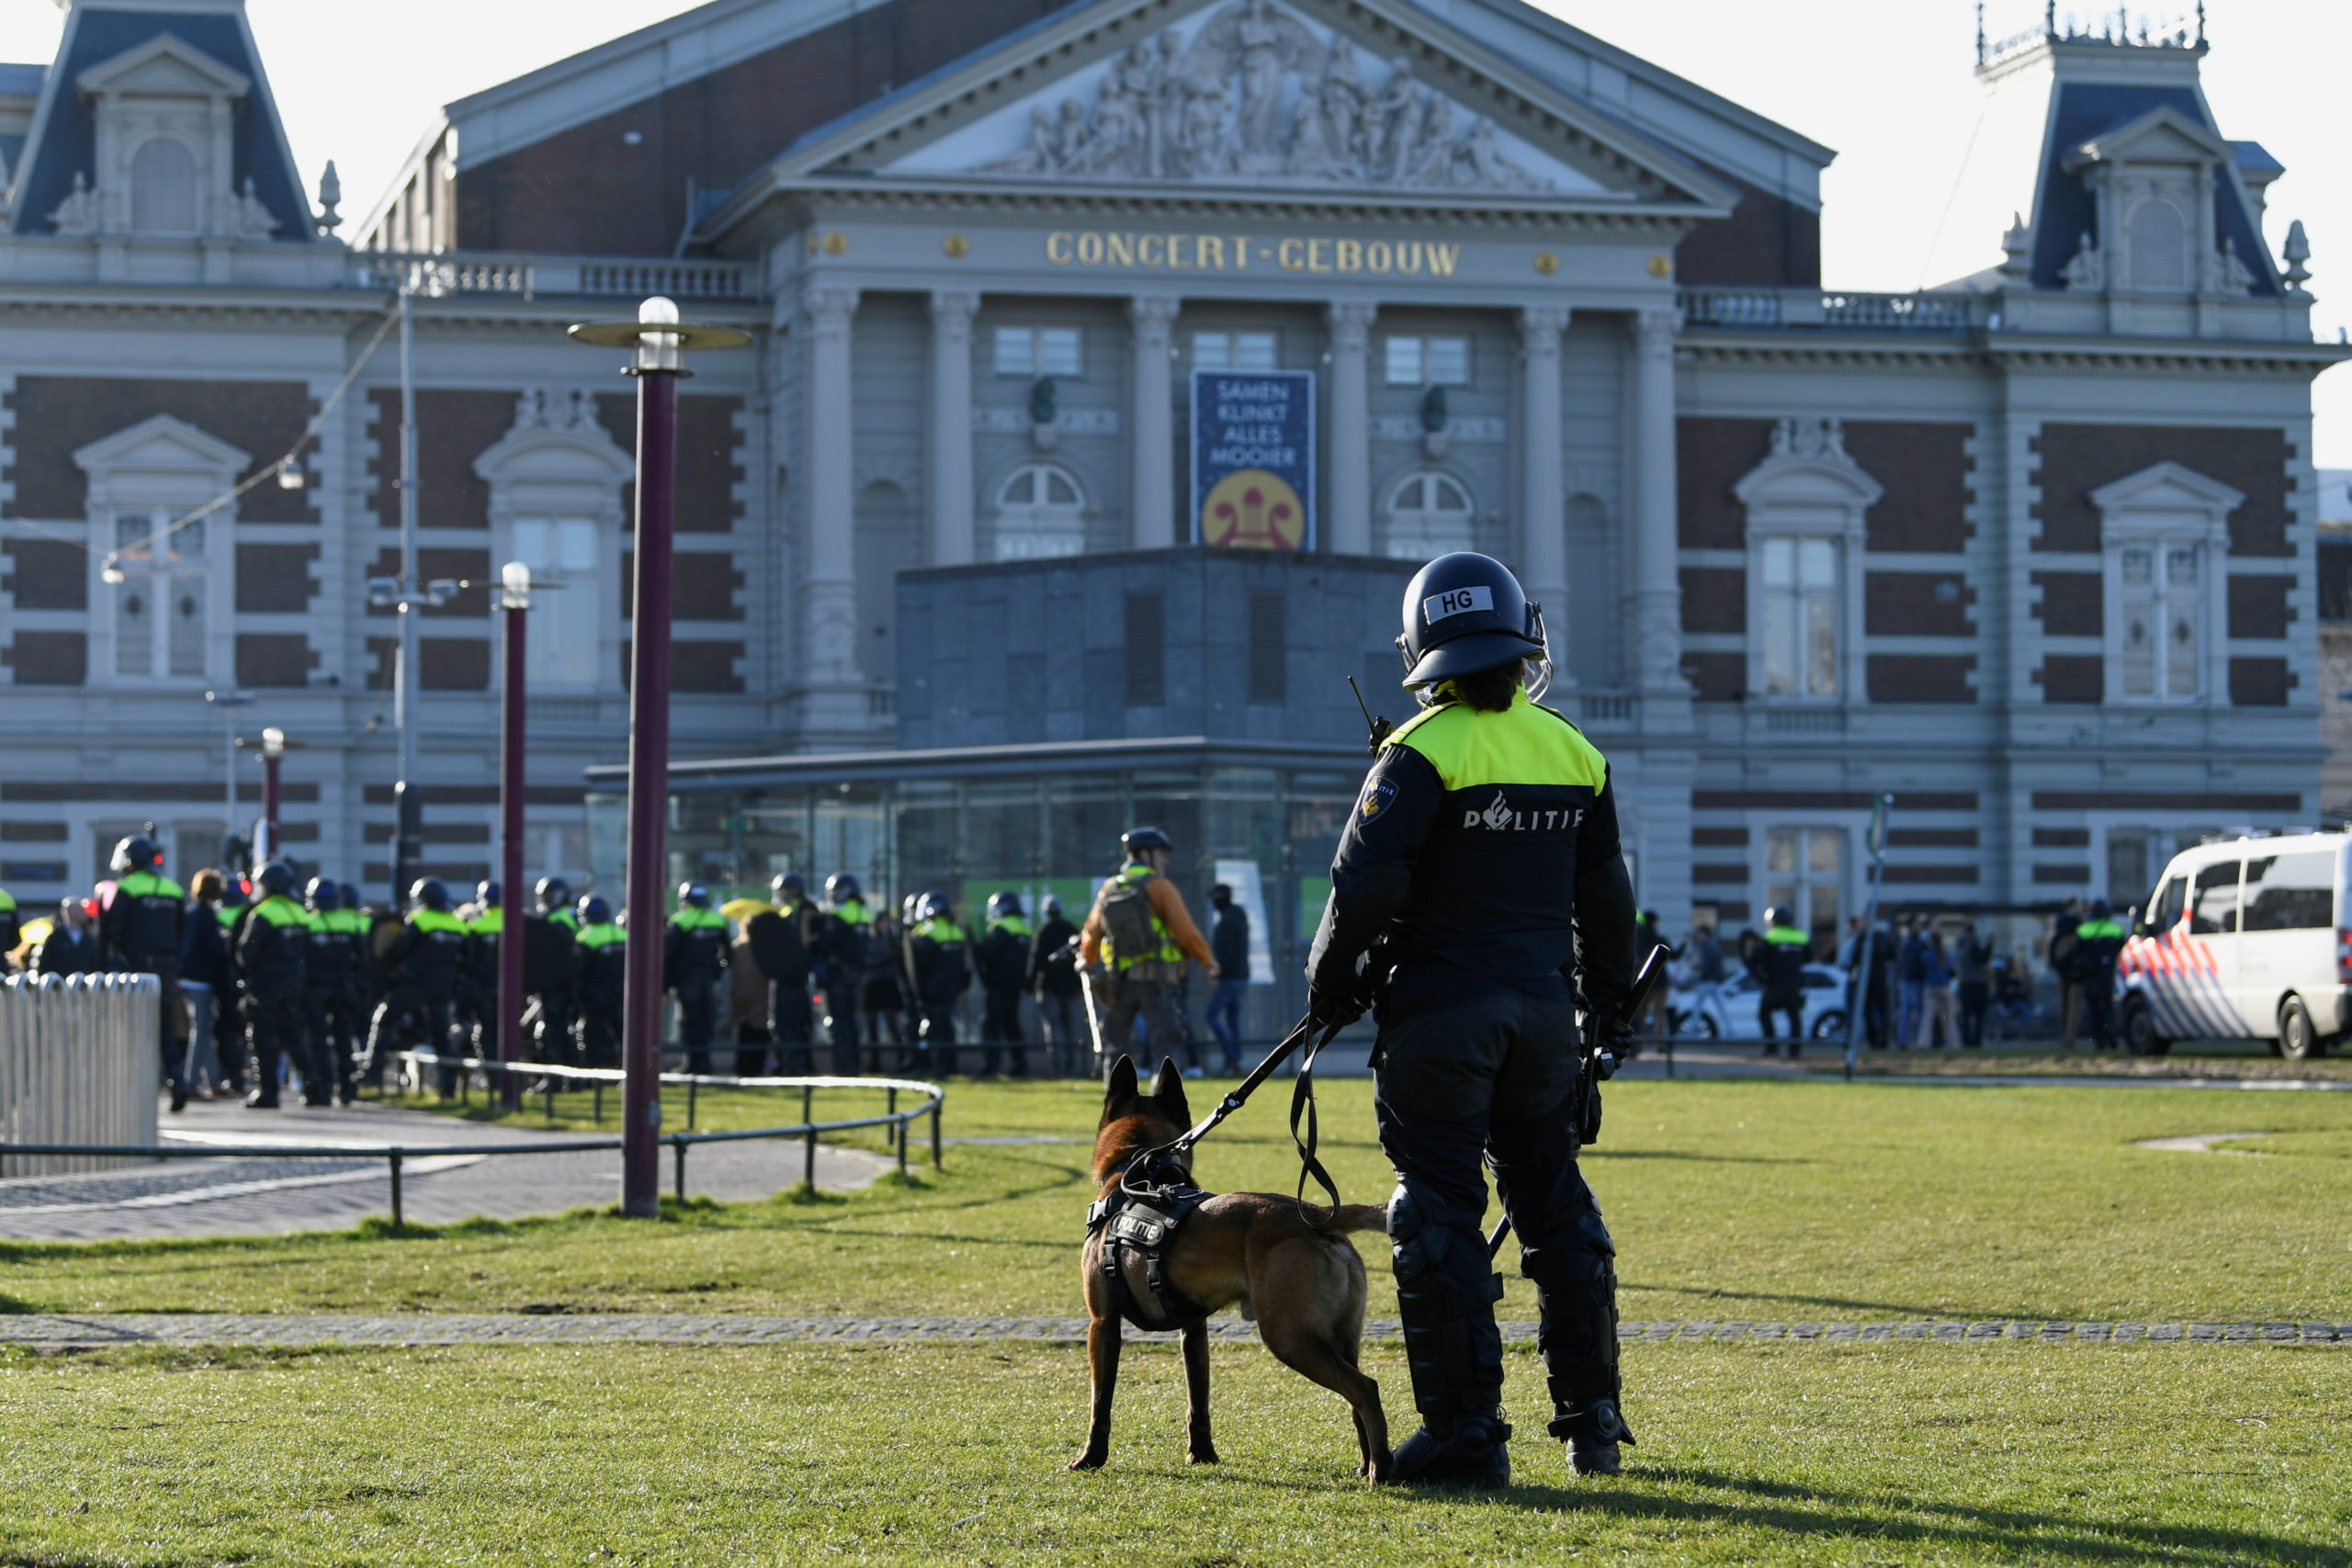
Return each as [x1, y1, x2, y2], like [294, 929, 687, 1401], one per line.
[2030, 82, 2277, 295]
[9, 9, 308, 240]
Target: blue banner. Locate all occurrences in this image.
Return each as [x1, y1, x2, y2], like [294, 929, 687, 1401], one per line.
[1191, 369, 1315, 551]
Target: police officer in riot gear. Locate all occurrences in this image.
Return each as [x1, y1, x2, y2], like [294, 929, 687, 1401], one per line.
[1757, 906, 1810, 1057]
[976, 890, 1033, 1077]
[529, 876, 580, 1063]
[98, 835, 191, 1109]
[572, 896, 628, 1066]
[815, 873, 875, 1075]
[1308, 552, 1638, 1487]
[366, 878, 468, 1094]
[303, 877, 367, 1105]
[235, 862, 316, 1107]
[665, 882, 730, 1075]
[904, 891, 972, 1075]
[753, 873, 819, 1073]
[1080, 827, 1217, 1076]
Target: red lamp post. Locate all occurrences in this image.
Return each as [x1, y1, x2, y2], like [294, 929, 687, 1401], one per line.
[258, 727, 287, 862]
[498, 562, 531, 1114]
[569, 298, 750, 1218]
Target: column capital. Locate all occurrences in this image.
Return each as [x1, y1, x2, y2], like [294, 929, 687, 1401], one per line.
[1632, 307, 1679, 356]
[927, 289, 979, 332]
[1127, 295, 1182, 336]
[802, 284, 861, 333]
[1325, 300, 1377, 348]
[1518, 305, 1572, 346]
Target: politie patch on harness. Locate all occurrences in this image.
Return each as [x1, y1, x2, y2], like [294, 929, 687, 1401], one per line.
[1359, 777, 1397, 822]
[1424, 584, 1493, 622]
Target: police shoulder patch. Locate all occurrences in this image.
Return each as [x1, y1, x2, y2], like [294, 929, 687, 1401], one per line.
[1359, 777, 1398, 823]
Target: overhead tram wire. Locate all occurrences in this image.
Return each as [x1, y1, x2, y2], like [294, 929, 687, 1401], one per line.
[84, 302, 403, 580]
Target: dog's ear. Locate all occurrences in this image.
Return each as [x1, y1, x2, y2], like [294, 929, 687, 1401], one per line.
[1100, 1055, 1139, 1121]
[1149, 1055, 1192, 1122]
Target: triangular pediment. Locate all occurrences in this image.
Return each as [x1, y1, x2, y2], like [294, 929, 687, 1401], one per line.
[2064, 106, 2231, 172]
[2089, 460, 2245, 515]
[76, 33, 251, 101]
[74, 413, 252, 478]
[761, 0, 1729, 211]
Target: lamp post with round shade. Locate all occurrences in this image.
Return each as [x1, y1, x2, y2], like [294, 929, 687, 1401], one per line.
[498, 561, 531, 1114]
[568, 298, 751, 1218]
[258, 727, 287, 863]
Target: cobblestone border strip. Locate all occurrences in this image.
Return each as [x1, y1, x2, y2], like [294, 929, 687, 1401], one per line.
[0, 1314, 2346, 1349]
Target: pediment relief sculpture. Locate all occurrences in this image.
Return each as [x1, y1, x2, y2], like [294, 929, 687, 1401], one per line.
[979, 0, 1549, 193]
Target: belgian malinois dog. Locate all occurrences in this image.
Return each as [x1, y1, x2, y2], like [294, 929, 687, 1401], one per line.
[1069, 1055, 1393, 1479]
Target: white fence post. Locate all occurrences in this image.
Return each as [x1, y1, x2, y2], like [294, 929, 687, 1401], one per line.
[0, 973, 160, 1178]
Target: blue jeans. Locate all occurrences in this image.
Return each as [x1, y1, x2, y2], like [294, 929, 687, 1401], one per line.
[1205, 976, 1249, 1056]
[1897, 982, 1925, 1047]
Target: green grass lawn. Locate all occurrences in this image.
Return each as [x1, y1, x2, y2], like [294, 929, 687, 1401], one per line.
[6, 1077, 2350, 1324]
[1811, 1041, 2352, 1081]
[1, 1339, 2344, 1566]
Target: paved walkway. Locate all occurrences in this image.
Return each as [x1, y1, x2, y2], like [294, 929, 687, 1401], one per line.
[1, 1313, 2342, 1349]
[0, 1095, 891, 1243]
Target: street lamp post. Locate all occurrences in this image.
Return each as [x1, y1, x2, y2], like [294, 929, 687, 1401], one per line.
[498, 561, 531, 1115]
[570, 297, 750, 1219]
[203, 690, 254, 869]
[258, 727, 288, 863]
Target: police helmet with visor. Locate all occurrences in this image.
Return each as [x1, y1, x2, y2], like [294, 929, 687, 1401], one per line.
[579, 895, 611, 926]
[111, 835, 162, 876]
[305, 876, 340, 912]
[1121, 825, 1173, 857]
[411, 878, 450, 913]
[254, 862, 296, 897]
[826, 873, 862, 905]
[1395, 552, 1549, 694]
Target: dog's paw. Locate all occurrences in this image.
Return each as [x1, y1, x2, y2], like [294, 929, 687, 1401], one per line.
[1363, 1449, 1395, 1484]
[1068, 1450, 1107, 1472]
[1187, 1445, 1221, 1465]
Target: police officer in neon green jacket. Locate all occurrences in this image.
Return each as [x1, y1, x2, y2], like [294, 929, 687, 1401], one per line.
[98, 834, 190, 1109]
[234, 863, 318, 1108]
[664, 883, 729, 1075]
[1308, 552, 1638, 1487]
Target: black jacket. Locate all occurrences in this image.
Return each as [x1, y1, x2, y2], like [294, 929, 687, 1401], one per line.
[100, 873, 187, 975]
[32, 928, 101, 977]
[178, 905, 231, 989]
[1210, 904, 1251, 982]
[976, 919, 1032, 994]
[381, 912, 467, 998]
[1310, 694, 1634, 1013]
[906, 920, 972, 1007]
[1028, 916, 1081, 998]
[233, 897, 311, 1002]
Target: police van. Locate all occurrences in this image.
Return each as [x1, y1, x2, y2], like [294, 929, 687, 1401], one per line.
[2117, 830, 2346, 1060]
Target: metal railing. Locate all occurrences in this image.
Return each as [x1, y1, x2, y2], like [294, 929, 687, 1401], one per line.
[0, 974, 159, 1178]
[1679, 288, 1978, 335]
[0, 1065, 942, 1228]
[347, 251, 758, 302]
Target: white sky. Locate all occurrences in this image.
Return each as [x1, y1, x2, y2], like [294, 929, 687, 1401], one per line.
[6, 0, 2347, 459]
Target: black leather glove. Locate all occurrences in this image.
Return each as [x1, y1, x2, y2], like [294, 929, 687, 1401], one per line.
[1308, 951, 1367, 1032]
[1586, 1013, 1631, 1080]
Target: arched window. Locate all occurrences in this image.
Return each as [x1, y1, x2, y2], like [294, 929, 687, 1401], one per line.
[129, 138, 198, 233]
[2128, 198, 2188, 293]
[991, 463, 1087, 560]
[1383, 471, 1476, 560]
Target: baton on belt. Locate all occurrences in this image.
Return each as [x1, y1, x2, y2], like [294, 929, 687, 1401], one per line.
[1485, 942, 1669, 1259]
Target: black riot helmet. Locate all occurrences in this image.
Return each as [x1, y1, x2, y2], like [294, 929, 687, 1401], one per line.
[986, 890, 1023, 922]
[1042, 895, 1064, 920]
[254, 862, 296, 897]
[305, 876, 340, 912]
[579, 895, 612, 926]
[477, 880, 501, 908]
[110, 834, 162, 876]
[1395, 551, 1546, 690]
[1121, 825, 1172, 856]
[679, 881, 710, 908]
[411, 878, 450, 913]
[825, 873, 862, 905]
[917, 890, 951, 924]
[773, 872, 806, 904]
[339, 883, 363, 914]
[535, 876, 571, 914]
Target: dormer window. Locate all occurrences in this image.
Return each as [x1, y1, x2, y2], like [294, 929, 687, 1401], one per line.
[129, 136, 198, 232]
[2126, 197, 2188, 293]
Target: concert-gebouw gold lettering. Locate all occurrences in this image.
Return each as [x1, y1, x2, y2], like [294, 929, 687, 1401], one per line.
[1045, 231, 1460, 277]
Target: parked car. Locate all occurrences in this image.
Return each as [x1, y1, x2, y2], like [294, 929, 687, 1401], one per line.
[2118, 830, 2346, 1061]
[1668, 964, 1849, 1042]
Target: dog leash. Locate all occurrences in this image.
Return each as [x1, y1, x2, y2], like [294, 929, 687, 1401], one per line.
[1121, 1008, 1347, 1215]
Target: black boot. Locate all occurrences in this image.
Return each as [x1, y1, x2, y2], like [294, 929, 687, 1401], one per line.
[1386, 1190, 1511, 1487]
[1549, 1396, 1636, 1476]
[1391, 1411, 1513, 1487]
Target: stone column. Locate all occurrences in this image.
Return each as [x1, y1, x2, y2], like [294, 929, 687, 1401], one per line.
[1129, 296, 1181, 549]
[1517, 306, 1571, 625]
[1629, 308, 1685, 693]
[928, 291, 978, 566]
[802, 285, 862, 689]
[1326, 302, 1376, 555]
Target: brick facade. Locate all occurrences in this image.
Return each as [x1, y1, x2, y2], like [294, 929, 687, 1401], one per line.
[367, 389, 514, 531]
[2, 538, 85, 610]
[234, 543, 320, 613]
[5, 377, 317, 523]
[2030, 423, 2294, 556]
[1845, 422, 1973, 552]
[1675, 416, 1771, 549]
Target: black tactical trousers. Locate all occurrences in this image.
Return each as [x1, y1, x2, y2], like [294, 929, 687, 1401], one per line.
[824, 989, 864, 1076]
[246, 993, 322, 1105]
[980, 984, 1025, 1076]
[917, 1001, 958, 1076]
[367, 987, 455, 1093]
[576, 1004, 622, 1068]
[770, 979, 814, 1072]
[308, 987, 364, 1103]
[529, 988, 575, 1067]
[1372, 962, 1623, 1440]
[1099, 976, 1182, 1077]
[674, 972, 719, 1074]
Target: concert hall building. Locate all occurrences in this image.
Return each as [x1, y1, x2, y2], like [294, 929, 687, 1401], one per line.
[0, 0, 2337, 1021]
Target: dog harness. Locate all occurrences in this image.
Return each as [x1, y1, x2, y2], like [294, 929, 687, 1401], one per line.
[1086, 1165, 1209, 1332]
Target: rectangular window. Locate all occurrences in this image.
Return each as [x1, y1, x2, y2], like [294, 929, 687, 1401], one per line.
[1193, 331, 1276, 372]
[1124, 591, 1165, 706]
[2242, 852, 2336, 931]
[1762, 825, 1842, 953]
[513, 517, 601, 689]
[110, 508, 209, 681]
[1247, 592, 1285, 704]
[993, 325, 1082, 378]
[1759, 536, 1839, 697]
[2106, 828, 2154, 910]
[1384, 335, 1470, 387]
[2188, 860, 2243, 935]
[2117, 541, 2201, 700]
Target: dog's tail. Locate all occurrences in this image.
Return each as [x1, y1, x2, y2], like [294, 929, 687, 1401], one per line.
[1321, 1201, 1391, 1235]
